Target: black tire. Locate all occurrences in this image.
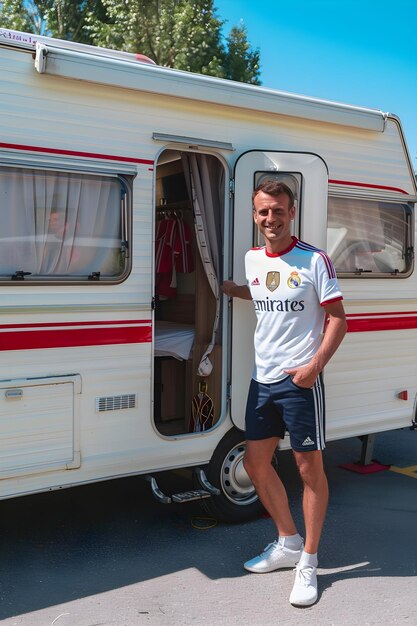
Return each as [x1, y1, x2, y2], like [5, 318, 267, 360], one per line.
[198, 427, 278, 523]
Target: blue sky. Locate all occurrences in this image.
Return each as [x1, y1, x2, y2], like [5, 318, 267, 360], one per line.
[215, 0, 417, 172]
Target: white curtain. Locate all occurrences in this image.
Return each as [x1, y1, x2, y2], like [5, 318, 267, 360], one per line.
[0, 167, 122, 277]
[181, 154, 224, 376]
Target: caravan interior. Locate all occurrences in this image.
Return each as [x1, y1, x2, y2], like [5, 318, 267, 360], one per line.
[153, 150, 225, 436]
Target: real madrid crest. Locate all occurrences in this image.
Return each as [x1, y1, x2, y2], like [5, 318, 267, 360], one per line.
[266, 271, 280, 292]
[287, 271, 302, 288]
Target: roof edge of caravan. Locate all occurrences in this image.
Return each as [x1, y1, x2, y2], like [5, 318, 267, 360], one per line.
[0, 27, 156, 64]
[1, 28, 386, 132]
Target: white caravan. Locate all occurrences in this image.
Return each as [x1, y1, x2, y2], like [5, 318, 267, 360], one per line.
[0, 29, 416, 520]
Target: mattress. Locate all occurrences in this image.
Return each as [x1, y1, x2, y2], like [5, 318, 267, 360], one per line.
[154, 320, 195, 360]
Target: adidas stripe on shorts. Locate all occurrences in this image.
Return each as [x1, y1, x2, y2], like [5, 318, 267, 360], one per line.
[245, 375, 325, 451]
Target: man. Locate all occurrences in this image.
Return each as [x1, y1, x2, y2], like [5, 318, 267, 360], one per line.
[41, 209, 83, 273]
[222, 180, 347, 606]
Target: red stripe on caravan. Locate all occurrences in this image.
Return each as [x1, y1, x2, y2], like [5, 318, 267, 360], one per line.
[0, 319, 151, 330]
[0, 142, 154, 165]
[346, 313, 417, 333]
[329, 179, 408, 194]
[0, 323, 152, 351]
[347, 310, 417, 318]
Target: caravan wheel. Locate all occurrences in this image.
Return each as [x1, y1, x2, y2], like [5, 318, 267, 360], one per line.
[199, 428, 278, 523]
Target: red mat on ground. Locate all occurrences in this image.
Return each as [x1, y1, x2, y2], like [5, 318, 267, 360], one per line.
[339, 460, 391, 474]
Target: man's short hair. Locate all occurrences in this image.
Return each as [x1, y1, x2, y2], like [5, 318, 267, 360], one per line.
[252, 180, 295, 209]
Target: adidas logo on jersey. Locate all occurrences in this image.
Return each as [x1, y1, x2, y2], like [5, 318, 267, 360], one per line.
[302, 436, 315, 446]
[251, 277, 260, 285]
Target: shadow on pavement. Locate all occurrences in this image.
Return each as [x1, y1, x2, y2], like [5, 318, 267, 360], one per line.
[0, 428, 415, 620]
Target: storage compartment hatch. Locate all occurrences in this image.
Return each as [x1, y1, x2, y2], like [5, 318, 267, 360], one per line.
[0, 375, 81, 478]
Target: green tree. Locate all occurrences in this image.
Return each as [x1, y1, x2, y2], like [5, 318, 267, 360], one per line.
[0, 0, 261, 84]
[0, 0, 37, 32]
[87, 0, 260, 82]
[224, 23, 261, 85]
[0, 0, 103, 41]
[38, 0, 103, 42]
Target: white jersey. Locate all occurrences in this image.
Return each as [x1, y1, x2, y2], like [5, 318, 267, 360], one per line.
[245, 237, 343, 384]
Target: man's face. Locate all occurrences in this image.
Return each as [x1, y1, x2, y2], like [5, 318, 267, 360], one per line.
[48, 212, 66, 237]
[253, 191, 295, 252]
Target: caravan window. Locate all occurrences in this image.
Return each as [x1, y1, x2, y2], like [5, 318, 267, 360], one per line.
[327, 196, 413, 276]
[0, 166, 130, 282]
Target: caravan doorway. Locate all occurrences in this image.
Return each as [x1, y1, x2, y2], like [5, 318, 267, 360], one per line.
[153, 150, 226, 437]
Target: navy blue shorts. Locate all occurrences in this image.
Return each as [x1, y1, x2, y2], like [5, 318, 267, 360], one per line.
[245, 375, 326, 451]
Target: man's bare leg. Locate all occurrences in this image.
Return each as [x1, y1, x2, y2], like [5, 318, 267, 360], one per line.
[243, 438, 304, 574]
[244, 437, 297, 536]
[289, 449, 328, 606]
[293, 449, 328, 554]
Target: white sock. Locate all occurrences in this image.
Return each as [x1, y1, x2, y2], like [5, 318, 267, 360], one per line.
[298, 550, 318, 568]
[279, 533, 303, 550]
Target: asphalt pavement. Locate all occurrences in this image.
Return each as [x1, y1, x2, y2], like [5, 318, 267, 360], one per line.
[0, 427, 416, 626]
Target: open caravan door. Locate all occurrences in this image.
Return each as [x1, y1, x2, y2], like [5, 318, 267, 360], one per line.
[229, 151, 329, 431]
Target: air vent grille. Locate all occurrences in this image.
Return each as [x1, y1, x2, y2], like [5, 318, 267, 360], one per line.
[96, 394, 136, 412]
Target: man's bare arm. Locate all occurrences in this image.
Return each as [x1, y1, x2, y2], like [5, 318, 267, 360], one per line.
[285, 300, 347, 388]
[221, 280, 252, 300]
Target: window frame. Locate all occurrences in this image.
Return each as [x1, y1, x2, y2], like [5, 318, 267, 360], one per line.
[327, 193, 414, 279]
[0, 162, 133, 286]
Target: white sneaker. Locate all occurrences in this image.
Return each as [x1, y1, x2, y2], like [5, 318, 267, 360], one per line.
[244, 538, 304, 573]
[289, 563, 318, 606]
